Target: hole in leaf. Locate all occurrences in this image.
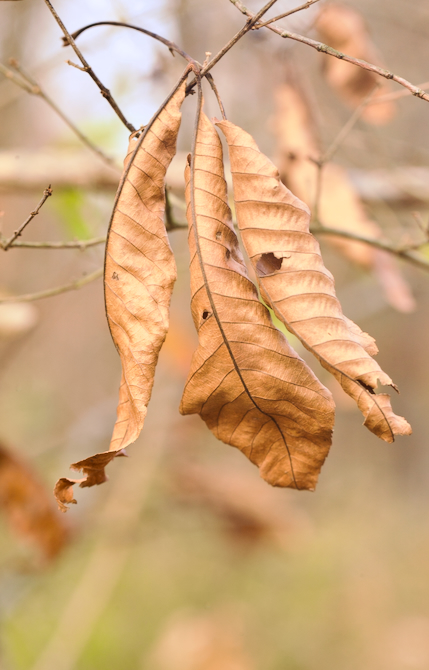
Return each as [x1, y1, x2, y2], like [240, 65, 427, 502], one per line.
[216, 231, 222, 240]
[202, 310, 210, 320]
[357, 379, 375, 395]
[256, 252, 282, 277]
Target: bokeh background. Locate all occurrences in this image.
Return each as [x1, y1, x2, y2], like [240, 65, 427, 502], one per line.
[1, 1, 429, 669]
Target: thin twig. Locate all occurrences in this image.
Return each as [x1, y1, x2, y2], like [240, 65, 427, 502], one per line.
[320, 84, 381, 165]
[67, 21, 197, 65]
[43, 0, 136, 132]
[187, 0, 279, 94]
[229, 0, 429, 103]
[4, 237, 106, 250]
[312, 225, 429, 273]
[205, 73, 227, 120]
[1, 186, 53, 251]
[311, 83, 381, 220]
[3, 59, 117, 168]
[366, 80, 429, 105]
[257, 0, 321, 27]
[0, 268, 103, 304]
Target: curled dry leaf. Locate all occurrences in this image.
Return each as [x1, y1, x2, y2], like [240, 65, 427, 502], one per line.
[315, 3, 396, 125]
[272, 83, 415, 312]
[0, 442, 69, 562]
[54, 78, 187, 511]
[180, 107, 335, 491]
[217, 119, 411, 443]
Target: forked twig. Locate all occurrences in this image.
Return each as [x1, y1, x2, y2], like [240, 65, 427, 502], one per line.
[44, 0, 136, 132]
[229, 0, 429, 103]
[66, 21, 197, 65]
[1, 186, 53, 251]
[257, 0, 321, 27]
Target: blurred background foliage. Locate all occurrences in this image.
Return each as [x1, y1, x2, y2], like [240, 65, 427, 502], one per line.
[1, 0, 429, 669]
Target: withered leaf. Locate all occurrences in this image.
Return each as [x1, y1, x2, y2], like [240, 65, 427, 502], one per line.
[272, 82, 415, 312]
[217, 119, 411, 443]
[315, 3, 396, 125]
[180, 108, 335, 491]
[55, 78, 187, 511]
[0, 443, 69, 562]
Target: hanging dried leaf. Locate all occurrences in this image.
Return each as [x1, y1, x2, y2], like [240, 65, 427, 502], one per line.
[0, 442, 69, 562]
[315, 3, 396, 125]
[55, 78, 187, 511]
[217, 119, 411, 443]
[180, 107, 335, 491]
[272, 83, 415, 312]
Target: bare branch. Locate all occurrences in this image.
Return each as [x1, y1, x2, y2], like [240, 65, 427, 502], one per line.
[257, 0, 321, 27]
[43, 0, 136, 132]
[312, 225, 429, 273]
[0, 268, 103, 304]
[187, 0, 280, 94]
[2, 59, 117, 168]
[1, 186, 53, 251]
[229, 0, 429, 103]
[5, 237, 106, 250]
[67, 21, 197, 66]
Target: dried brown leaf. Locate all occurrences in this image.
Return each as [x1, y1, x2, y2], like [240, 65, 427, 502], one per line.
[0, 443, 69, 562]
[217, 119, 411, 443]
[272, 83, 415, 312]
[54, 79, 187, 511]
[315, 3, 396, 125]
[180, 108, 335, 491]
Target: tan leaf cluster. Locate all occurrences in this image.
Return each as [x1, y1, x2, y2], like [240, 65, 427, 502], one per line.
[0, 442, 69, 562]
[54, 80, 187, 511]
[180, 109, 335, 491]
[272, 82, 415, 313]
[216, 119, 411, 443]
[315, 3, 396, 125]
[54, 70, 411, 509]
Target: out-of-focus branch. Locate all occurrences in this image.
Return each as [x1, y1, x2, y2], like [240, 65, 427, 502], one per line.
[2, 60, 117, 168]
[312, 84, 380, 219]
[229, 0, 429, 103]
[5, 237, 106, 250]
[0, 268, 103, 304]
[366, 80, 429, 105]
[312, 225, 429, 273]
[1, 185, 53, 250]
[44, 0, 136, 133]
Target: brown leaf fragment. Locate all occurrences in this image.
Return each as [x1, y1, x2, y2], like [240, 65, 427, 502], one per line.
[315, 3, 396, 125]
[216, 119, 411, 443]
[272, 83, 415, 312]
[0, 443, 69, 561]
[180, 107, 335, 491]
[55, 78, 187, 511]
